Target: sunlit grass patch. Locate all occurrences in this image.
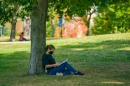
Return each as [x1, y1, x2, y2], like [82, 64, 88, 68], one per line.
[100, 81, 125, 85]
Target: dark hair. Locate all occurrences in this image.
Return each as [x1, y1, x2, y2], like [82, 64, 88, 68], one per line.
[45, 44, 55, 52]
[21, 32, 24, 34]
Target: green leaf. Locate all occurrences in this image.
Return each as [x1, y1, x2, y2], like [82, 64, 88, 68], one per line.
[108, 7, 115, 12]
[115, 10, 123, 18]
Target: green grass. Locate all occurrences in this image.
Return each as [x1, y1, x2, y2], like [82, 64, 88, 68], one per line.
[0, 33, 130, 86]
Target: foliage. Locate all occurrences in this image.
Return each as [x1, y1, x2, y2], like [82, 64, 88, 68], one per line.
[0, 0, 111, 37]
[46, 21, 56, 37]
[0, 2, 12, 25]
[0, 27, 10, 36]
[0, 1, 30, 25]
[47, 0, 110, 36]
[1, 0, 128, 36]
[48, 0, 108, 18]
[4, 27, 10, 36]
[92, 0, 130, 35]
[0, 33, 130, 85]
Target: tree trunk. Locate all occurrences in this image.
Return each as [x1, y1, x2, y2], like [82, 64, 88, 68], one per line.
[51, 20, 55, 37]
[10, 5, 18, 41]
[86, 13, 91, 36]
[28, 0, 48, 74]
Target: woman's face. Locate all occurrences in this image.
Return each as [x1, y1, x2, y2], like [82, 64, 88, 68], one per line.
[48, 48, 55, 54]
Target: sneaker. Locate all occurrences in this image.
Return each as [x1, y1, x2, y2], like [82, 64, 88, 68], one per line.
[56, 73, 63, 76]
[74, 71, 84, 76]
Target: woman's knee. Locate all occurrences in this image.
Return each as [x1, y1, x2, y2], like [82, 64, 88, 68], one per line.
[62, 61, 69, 65]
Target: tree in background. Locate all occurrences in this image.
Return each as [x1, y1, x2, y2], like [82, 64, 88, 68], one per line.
[0, 0, 29, 41]
[92, 0, 130, 35]
[47, 3, 57, 37]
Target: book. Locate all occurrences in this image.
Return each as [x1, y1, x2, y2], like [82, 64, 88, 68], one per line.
[60, 58, 68, 65]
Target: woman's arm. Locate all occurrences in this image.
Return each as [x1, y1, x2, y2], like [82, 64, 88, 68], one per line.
[45, 63, 60, 69]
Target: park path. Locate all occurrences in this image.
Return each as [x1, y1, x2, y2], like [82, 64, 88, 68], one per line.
[0, 41, 31, 44]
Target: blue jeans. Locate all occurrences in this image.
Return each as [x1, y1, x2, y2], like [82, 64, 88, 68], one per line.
[48, 62, 77, 75]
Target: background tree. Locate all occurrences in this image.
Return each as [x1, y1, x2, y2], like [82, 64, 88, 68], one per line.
[0, 0, 29, 41]
[85, 5, 97, 35]
[92, 0, 130, 35]
[47, 3, 56, 37]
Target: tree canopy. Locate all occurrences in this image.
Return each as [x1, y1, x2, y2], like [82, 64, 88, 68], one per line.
[92, 0, 130, 35]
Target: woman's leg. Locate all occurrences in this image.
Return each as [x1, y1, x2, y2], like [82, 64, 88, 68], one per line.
[49, 62, 77, 75]
[49, 66, 65, 75]
[61, 62, 77, 73]
[23, 38, 27, 41]
[62, 70, 71, 75]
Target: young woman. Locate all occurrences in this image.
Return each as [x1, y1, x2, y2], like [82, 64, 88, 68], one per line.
[19, 32, 27, 41]
[42, 44, 84, 76]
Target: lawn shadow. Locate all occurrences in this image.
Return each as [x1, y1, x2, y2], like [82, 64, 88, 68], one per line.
[58, 39, 130, 49]
[0, 51, 30, 73]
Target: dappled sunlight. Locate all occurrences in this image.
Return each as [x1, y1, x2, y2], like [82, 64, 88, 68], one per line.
[71, 46, 105, 51]
[117, 47, 130, 50]
[71, 48, 85, 51]
[100, 81, 125, 85]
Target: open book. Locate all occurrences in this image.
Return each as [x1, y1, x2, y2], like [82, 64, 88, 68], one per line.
[60, 58, 68, 65]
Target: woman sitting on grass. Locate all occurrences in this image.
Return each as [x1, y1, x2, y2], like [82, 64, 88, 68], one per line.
[19, 32, 27, 41]
[42, 44, 84, 76]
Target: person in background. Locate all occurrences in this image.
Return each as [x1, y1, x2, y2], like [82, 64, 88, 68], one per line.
[42, 44, 84, 76]
[19, 32, 27, 41]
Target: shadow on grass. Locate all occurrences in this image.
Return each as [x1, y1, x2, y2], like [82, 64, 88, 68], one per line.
[0, 51, 30, 72]
[59, 39, 130, 49]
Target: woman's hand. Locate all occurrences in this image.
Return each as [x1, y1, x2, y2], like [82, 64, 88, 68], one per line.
[45, 63, 60, 69]
[54, 63, 60, 67]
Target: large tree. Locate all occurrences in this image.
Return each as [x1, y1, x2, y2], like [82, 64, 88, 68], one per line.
[28, 0, 48, 74]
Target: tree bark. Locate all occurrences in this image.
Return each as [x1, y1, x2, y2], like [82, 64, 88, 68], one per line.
[51, 20, 54, 37]
[10, 5, 18, 41]
[86, 13, 91, 36]
[28, 0, 48, 74]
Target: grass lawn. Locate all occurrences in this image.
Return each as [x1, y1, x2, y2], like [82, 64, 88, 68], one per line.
[0, 33, 130, 86]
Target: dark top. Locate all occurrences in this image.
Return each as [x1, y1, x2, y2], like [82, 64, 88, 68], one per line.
[42, 53, 56, 72]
